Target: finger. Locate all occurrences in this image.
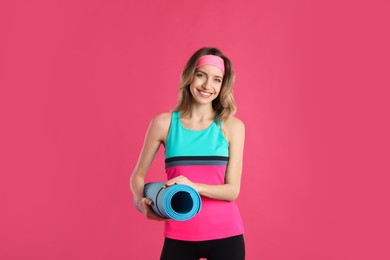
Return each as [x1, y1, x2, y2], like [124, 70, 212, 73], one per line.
[142, 198, 153, 206]
[163, 181, 173, 188]
[146, 210, 170, 221]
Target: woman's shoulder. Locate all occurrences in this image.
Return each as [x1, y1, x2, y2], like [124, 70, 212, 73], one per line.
[221, 116, 245, 142]
[151, 112, 172, 128]
[223, 115, 245, 130]
[153, 111, 172, 121]
[147, 112, 172, 142]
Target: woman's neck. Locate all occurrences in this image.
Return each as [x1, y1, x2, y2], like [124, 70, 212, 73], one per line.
[187, 104, 215, 121]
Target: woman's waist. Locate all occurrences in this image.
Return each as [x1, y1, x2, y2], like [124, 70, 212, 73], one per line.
[165, 165, 227, 184]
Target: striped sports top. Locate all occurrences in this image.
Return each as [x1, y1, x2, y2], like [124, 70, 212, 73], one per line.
[164, 111, 244, 241]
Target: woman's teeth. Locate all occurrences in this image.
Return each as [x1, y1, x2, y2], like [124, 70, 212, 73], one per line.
[200, 91, 212, 97]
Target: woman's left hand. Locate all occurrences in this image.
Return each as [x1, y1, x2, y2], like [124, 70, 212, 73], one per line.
[163, 175, 199, 192]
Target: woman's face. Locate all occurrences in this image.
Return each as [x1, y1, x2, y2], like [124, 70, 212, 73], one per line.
[189, 65, 223, 105]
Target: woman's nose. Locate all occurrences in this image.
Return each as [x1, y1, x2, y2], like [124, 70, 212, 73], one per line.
[202, 79, 211, 89]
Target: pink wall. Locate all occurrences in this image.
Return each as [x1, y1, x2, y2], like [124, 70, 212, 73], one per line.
[1, 0, 389, 259]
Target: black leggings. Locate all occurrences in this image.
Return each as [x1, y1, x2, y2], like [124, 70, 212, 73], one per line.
[160, 235, 245, 260]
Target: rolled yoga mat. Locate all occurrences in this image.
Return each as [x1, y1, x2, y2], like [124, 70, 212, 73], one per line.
[135, 182, 202, 221]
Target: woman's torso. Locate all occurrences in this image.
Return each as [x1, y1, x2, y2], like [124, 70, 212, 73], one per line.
[163, 111, 244, 241]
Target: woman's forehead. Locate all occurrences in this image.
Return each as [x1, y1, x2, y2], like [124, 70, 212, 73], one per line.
[196, 65, 224, 77]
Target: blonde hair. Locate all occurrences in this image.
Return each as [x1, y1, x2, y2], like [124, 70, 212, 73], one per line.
[174, 47, 236, 122]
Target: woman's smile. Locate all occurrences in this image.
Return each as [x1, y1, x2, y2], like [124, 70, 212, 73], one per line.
[198, 89, 213, 98]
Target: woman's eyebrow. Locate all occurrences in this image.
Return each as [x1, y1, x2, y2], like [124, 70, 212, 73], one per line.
[197, 69, 223, 79]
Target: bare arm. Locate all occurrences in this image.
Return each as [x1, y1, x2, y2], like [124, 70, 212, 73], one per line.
[164, 117, 245, 201]
[130, 112, 171, 220]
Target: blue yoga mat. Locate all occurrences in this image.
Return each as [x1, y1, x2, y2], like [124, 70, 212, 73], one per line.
[135, 182, 202, 221]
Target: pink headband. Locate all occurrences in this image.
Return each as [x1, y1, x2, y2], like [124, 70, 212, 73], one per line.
[195, 55, 225, 75]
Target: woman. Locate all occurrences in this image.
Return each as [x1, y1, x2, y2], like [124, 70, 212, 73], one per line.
[130, 47, 245, 260]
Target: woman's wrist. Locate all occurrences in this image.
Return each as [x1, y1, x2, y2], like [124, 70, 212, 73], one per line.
[195, 183, 204, 195]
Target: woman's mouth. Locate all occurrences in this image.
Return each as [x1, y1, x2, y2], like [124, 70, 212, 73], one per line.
[199, 90, 212, 98]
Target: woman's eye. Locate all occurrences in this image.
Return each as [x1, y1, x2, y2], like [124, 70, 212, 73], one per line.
[196, 73, 204, 78]
[214, 78, 222, 83]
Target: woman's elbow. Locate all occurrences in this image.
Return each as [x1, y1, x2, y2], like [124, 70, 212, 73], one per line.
[227, 187, 240, 201]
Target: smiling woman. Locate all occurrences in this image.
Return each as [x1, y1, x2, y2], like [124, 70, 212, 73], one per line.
[130, 47, 245, 260]
[190, 65, 223, 104]
[176, 48, 237, 123]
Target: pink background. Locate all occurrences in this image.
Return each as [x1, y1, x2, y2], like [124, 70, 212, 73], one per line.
[1, 0, 389, 259]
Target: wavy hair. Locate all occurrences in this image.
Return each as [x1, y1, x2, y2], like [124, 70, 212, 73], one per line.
[174, 47, 236, 122]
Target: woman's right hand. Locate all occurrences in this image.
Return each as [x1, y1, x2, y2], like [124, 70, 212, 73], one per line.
[136, 197, 170, 221]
